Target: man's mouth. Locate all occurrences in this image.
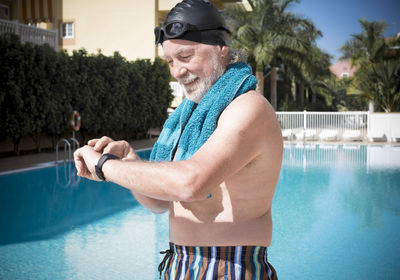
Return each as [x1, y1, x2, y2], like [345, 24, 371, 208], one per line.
[184, 78, 198, 86]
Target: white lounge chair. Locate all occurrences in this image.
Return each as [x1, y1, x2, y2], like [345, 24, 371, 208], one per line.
[319, 129, 338, 141]
[342, 130, 362, 141]
[391, 130, 400, 142]
[295, 129, 317, 141]
[367, 131, 387, 142]
[305, 129, 317, 140]
[281, 129, 294, 140]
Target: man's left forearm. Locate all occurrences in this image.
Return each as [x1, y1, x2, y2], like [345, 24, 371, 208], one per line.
[130, 190, 169, 214]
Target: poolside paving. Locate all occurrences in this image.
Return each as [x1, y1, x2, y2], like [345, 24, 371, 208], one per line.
[0, 138, 155, 173]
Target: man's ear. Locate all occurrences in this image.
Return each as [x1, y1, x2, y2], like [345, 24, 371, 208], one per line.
[220, 45, 229, 57]
[218, 45, 229, 64]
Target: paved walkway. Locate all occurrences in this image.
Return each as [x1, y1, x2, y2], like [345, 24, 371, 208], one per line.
[0, 138, 155, 173]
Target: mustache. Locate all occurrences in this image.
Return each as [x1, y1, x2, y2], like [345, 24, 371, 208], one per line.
[178, 72, 198, 85]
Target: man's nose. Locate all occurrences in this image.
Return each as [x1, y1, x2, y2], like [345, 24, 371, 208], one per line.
[171, 62, 187, 79]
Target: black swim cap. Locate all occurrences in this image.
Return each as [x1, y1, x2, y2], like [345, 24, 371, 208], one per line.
[154, 0, 230, 46]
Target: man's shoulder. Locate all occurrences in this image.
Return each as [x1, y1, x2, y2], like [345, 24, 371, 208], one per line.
[220, 91, 275, 125]
[234, 90, 270, 108]
[218, 90, 282, 146]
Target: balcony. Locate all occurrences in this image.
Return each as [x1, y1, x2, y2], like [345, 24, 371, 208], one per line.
[0, 19, 58, 51]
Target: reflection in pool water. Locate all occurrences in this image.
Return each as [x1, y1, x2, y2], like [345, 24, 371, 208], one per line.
[272, 144, 400, 279]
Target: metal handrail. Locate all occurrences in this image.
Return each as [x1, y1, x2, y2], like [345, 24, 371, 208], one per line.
[56, 137, 81, 188]
[68, 137, 80, 151]
[55, 137, 80, 163]
[56, 138, 71, 163]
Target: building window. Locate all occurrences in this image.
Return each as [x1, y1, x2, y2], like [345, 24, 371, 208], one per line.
[61, 22, 74, 38]
[341, 72, 349, 78]
[0, 4, 10, 20]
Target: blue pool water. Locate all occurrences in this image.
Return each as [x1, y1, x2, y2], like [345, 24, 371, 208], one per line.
[0, 145, 399, 279]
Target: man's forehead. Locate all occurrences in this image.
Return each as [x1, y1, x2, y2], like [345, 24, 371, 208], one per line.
[162, 40, 204, 57]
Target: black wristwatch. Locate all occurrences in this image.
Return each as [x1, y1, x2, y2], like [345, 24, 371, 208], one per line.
[95, 153, 120, 181]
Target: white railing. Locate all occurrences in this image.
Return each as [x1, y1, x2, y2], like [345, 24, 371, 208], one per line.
[276, 111, 369, 140]
[0, 19, 58, 51]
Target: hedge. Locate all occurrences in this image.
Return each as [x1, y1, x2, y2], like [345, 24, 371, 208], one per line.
[0, 34, 173, 154]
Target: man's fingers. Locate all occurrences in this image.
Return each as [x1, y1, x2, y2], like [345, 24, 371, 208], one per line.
[102, 145, 112, 155]
[75, 160, 88, 176]
[75, 159, 82, 171]
[87, 138, 99, 147]
[74, 147, 95, 179]
[73, 148, 82, 164]
[74, 148, 85, 173]
[93, 136, 113, 152]
[102, 141, 119, 155]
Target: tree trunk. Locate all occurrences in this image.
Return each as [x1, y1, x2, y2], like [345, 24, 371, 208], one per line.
[311, 88, 316, 105]
[291, 80, 296, 102]
[255, 71, 264, 96]
[32, 134, 42, 153]
[270, 67, 277, 109]
[305, 88, 309, 105]
[299, 82, 305, 108]
[13, 137, 21, 156]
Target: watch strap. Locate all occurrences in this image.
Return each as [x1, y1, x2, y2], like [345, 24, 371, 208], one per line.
[95, 153, 120, 181]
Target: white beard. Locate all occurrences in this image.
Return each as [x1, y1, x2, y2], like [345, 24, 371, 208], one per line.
[178, 54, 226, 103]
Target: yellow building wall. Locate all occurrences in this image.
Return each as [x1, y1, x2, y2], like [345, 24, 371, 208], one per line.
[8, 0, 241, 61]
[159, 0, 179, 11]
[61, 0, 156, 61]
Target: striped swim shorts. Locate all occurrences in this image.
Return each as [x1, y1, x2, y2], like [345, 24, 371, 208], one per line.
[158, 243, 278, 280]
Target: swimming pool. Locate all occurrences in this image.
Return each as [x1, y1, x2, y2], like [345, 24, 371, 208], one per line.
[0, 145, 399, 279]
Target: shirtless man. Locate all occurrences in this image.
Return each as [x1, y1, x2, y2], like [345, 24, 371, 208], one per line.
[74, 0, 282, 279]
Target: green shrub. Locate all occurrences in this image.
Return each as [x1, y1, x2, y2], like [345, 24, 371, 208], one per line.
[0, 34, 172, 154]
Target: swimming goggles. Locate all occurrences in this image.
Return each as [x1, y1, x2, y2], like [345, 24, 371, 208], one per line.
[154, 21, 230, 44]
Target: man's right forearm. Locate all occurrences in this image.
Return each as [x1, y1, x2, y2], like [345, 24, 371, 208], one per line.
[130, 191, 170, 214]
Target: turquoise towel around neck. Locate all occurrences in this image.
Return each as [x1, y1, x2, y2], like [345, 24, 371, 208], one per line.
[150, 62, 257, 162]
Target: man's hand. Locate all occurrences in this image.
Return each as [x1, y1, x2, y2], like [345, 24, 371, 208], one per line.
[88, 136, 140, 161]
[74, 145, 102, 181]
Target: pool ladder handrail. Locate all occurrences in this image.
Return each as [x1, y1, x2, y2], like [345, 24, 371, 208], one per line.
[56, 137, 81, 188]
[68, 137, 80, 151]
[56, 137, 80, 163]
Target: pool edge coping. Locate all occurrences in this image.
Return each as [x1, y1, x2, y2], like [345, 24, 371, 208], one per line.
[0, 148, 153, 176]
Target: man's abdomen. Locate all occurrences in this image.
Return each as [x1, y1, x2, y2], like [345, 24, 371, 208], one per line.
[169, 206, 272, 247]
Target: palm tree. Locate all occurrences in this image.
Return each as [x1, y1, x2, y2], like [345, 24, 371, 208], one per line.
[282, 39, 332, 109]
[350, 59, 400, 112]
[224, 0, 316, 109]
[340, 18, 400, 112]
[339, 18, 388, 65]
